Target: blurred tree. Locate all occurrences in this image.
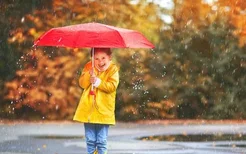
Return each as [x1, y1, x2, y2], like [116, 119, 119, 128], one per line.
[159, 0, 246, 119]
[5, 50, 84, 119]
[0, 0, 50, 118]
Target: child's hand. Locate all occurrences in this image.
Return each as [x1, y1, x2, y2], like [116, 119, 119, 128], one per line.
[89, 68, 96, 84]
[90, 75, 96, 84]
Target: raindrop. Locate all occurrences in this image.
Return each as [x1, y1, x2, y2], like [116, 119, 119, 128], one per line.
[56, 105, 59, 110]
[162, 72, 167, 77]
[58, 37, 62, 42]
[186, 20, 192, 26]
[21, 17, 25, 23]
[210, 4, 217, 11]
[72, 13, 76, 18]
[224, 6, 230, 12]
[143, 90, 149, 94]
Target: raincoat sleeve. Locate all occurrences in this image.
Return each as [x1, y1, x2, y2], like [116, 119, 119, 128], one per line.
[97, 66, 119, 93]
[78, 63, 91, 89]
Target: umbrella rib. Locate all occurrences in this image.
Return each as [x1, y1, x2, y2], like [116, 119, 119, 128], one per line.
[114, 30, 127, 48]
[102, 24, 128, 48]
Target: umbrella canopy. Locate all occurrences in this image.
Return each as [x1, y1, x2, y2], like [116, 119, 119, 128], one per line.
[34, 22, 154, 49]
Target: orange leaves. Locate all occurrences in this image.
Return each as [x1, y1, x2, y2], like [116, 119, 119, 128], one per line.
[218, 0, 246, 9]
[8, 28, 25, 43]
[173, 0, 246, 46]
[4, 49, 85, 119]
[173, 0, 212, 31]
[217, 0, 246, 46]
[145, 101, 175, 119]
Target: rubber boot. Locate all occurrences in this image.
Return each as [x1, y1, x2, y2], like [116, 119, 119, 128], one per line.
[93, 150, 98, 154]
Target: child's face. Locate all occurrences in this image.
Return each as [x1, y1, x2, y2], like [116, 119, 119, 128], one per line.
[94, 49, 111, 71]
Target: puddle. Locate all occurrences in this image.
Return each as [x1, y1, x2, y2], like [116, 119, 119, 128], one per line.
[139, 134, 246, 142]
[217, 144, 246, 148]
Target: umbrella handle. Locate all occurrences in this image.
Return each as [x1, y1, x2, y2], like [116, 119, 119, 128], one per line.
[90, 48, 95, 95]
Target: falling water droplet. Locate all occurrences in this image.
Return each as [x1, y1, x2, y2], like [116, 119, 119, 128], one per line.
[58, 38, 62, 42]
[56, 105, 59, 110]
[21, 17, 25, 23]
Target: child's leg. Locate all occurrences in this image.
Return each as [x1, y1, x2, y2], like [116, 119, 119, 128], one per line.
[84, 123, 97, 154]
[96, 124, 109, 154]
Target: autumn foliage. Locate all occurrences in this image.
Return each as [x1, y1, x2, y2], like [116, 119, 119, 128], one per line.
[1, 0, 246, 120]
[5, 50, 85, 119]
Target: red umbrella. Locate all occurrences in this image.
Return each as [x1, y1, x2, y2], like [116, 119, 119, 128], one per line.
[33, 22, 154, 94]
[34, 22, 154, 49]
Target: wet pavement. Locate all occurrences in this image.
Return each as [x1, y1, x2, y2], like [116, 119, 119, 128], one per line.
[1, 121, 246, 154]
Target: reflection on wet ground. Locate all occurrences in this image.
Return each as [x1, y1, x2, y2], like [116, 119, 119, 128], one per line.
[139, 133, 246, 142]
[33, 135, 84, 140]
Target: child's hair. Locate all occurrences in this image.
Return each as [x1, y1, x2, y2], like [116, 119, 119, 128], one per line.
[91, 48, 112, 57]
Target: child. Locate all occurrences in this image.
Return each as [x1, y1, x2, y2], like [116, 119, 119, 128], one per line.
[73, 48, 119, 154]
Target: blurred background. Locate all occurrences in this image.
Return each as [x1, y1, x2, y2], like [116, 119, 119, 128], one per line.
[0, 0, 245, 121]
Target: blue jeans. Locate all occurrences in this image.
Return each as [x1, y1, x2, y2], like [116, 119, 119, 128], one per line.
[84, 123, 109, 154]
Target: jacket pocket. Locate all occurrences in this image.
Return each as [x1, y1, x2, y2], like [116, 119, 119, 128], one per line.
[96, 93, 115, 116]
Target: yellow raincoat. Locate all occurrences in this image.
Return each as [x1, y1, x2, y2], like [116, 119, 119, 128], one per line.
[73, 61, 119, 125]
